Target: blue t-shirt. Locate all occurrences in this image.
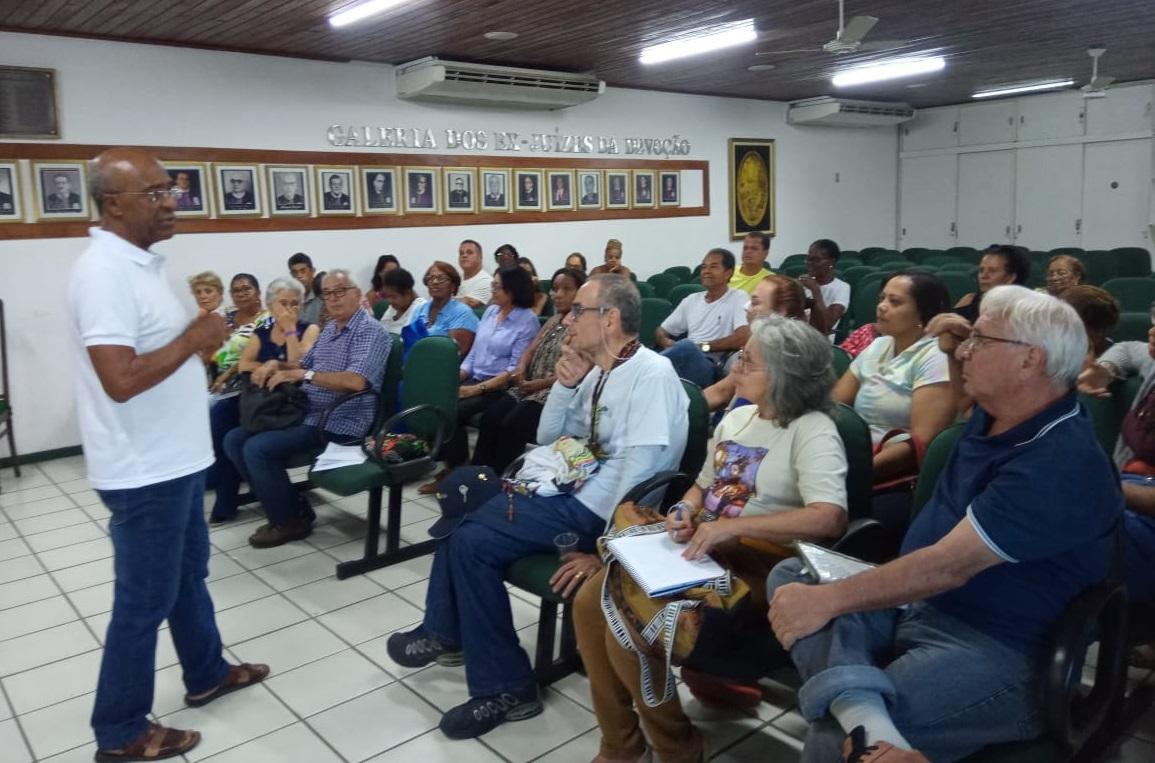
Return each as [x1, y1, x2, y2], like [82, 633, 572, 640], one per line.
[901, 392, 1121, 657]
[403, 299, 480, 354]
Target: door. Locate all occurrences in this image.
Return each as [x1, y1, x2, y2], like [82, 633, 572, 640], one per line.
[898, 154, 958, 248]
[1082, 139, 1153, 249]
[957, 151, 1016, 247]
[1014, 145, 1084, 249]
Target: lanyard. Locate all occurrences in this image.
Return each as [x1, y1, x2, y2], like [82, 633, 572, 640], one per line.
[588, 339, 640, 460]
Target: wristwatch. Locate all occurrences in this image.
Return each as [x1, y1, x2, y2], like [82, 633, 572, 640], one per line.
[303, 369, 316, 384]
[698, 342, 712, 353]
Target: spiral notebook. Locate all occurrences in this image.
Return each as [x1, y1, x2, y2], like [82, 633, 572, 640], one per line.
[606, 531, 726, 597]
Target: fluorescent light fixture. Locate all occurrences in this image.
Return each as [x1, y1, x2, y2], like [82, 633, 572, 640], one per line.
[639, 19, 758, 65]
[831, 56, 945, 87]
[329, 0, 411, 28]
[972, 79, 1075, 99]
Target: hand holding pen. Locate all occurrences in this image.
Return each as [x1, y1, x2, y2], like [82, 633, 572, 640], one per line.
[665, 501, 695, 544]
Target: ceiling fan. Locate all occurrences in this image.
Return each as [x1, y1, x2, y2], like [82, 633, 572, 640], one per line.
[1081, 47, 1114, 99]
[755, 0, 906, 57]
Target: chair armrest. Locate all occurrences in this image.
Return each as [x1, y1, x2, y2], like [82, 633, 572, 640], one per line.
[1042, 580, 1128, 752]
[620, 470, 690, 511]
[314, 388, 376, 438]
[366, 404, 452, 466]
[831, 518, 901, 564]
[502, 455, 527, 481]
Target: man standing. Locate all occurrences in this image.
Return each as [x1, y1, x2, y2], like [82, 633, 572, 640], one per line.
[70, 148, 269, 761]
[656, 248, 750, 388]
[769, 286, 1120, 762]
[289, 252, 322, 325]
[729, 232, 772, 294]
[456, 239, 493, 309]
[799, 238, 850, 340]
[388, 275, 688, 739]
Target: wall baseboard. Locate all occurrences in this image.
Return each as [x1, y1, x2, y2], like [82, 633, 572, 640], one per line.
[0, 445, 83, 469]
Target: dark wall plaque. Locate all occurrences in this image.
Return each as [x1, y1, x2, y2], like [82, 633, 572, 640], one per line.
[0, 67, 59, 139]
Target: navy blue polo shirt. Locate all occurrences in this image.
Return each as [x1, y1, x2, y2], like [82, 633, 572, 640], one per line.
[901, 392, 1121, 657]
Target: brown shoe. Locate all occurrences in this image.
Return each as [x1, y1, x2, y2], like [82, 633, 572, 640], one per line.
[248, 519, 312, 548]
[185, 662, 271, 707]
[417, 468, 452, 495]
[95, 722, 200, 761]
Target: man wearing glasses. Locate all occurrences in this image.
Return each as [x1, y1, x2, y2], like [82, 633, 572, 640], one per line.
[224, 269, 391, 549]
[69, 148, 268, 761]
[768, 285, 1121, 762]
[223, 173, 255, 210]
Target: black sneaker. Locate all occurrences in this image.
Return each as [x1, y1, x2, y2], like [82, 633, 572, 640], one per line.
[297, 495, 316, 523]
[439, 688, 543, 739]
[386, 627, 464, 668]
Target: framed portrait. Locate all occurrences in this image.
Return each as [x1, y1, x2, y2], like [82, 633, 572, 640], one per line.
[315, 165, 356, 217]
[0, 162, 23, 222]
[214, 164, 262, 217]
[576, 170, 602, 210]
[479, 168, 510, 212]
[265, 165, 311, 217]
[360, 166, 398, 215]
[442, 167, 476, 214]
[728, 138, 776, 239]
[514, 169, 543, 212]
[33, 162, 88, 221]
[403, 167, 438, 214]
[659, 170, 680, 207]
[163, 162, 211, 218]
[605, 170, 630, 210]
[545, 170, 574, 211]
[632, 170, 656, 209]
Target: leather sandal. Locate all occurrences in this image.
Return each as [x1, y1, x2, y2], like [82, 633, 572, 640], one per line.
[417, 468, 451, 495]
[184, 662, 270, 707]
[94, 723, 200, 761]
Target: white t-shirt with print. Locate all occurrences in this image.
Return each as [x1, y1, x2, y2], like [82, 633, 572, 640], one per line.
[380, 296, 427, 334]
[660, 287, 748, 343]
[696, 406, 847, 518]
[458, 270, 493, 305]
[850, 334, 950, 444]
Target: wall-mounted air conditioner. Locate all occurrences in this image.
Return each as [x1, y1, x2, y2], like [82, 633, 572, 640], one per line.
[787, 96, 916, 127]
[395, 57, 605, 110]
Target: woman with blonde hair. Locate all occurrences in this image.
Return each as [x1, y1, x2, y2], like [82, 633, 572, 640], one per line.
[187, 271, 225, 315]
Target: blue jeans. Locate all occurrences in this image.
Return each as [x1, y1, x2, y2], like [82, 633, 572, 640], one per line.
[206, 396, 240, 509]
[1124, 506, 1155, 605]
[92, 470, 229, 749]
[221, 424, 325, 526]
[423, 490, 605, 697]
[768, 558, 1042, 763]
[660, 339, 720, 389]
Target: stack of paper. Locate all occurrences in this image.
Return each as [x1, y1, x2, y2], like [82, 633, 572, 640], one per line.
[312, 442, 368, 472]
[606, 531, 726, 597]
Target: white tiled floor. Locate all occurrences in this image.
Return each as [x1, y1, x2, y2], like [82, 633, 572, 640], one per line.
[2, 456, 1155, 762]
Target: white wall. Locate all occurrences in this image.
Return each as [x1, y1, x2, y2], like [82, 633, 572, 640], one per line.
[0, 32, 899, 454]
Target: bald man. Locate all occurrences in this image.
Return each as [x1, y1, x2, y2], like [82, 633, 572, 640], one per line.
[69, 148, 269, 760]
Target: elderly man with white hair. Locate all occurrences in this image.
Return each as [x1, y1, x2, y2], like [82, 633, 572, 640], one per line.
[767, 285, 1123, 763]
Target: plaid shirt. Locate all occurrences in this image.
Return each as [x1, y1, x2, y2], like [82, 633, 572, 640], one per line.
[300, 308, 391, 437]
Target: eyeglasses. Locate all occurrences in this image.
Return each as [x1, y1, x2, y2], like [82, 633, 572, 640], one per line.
[569, 303, 609, 320]
[320, 287, 353, 300]
[734, 349, 765, 373]
[959, 331, 1032, 353]
[424, 274, 451, 285]
[230, 285, 255, 295]
[1048, 270, 1073, 278]
[107, 186, 184, 204]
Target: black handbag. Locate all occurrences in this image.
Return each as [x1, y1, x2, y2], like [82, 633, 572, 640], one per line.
[238, 378, 309, 432]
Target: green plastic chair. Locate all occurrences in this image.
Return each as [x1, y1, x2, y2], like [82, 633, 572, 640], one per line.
[782, 263, 808, 278]
[664, 265, 693, 283]
[635, 281, 656, 299]
[832, 345, 852, 379]
[839, 266, 879, 292]
[836, 256, 864, 269]
[372, 300, 389, 320]
[858, 247, 892, 260]
[847, 273, 887, 331]
[309, 336, 460, 579]
[1079, 375, 1142, 456]
[923, 253, 963, 268]
[780, 254, 807, 270]
[944, 246, 981, 262]
[829, 403, 875, 522]
[910, 422, 966, 517]
[1111, 312, 1151, 343]
[1049, 246, 1084, 257]
[1103, 277, 1155, 311]
[667, 283, 705, 308]
[1111, 247, 1152, 278]
[936, 272, 978, 305]
[646, 272, 681, 299]
[1077, 250, 1117, 287]
[640, 297, 674, 349]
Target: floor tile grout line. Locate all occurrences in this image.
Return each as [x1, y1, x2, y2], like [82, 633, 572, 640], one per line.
[0, 680, 38, 762]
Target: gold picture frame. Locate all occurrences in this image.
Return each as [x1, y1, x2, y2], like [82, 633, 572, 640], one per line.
[32, 161, 89, 221]
[728, 138, 776, 240]
[442, 166, 477, 214]
[0, 161, 24, 222]
[163, 161, 212, 218]
[314, 165, 357, 216]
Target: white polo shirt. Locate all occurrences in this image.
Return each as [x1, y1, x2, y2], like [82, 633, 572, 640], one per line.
[68, 228, 213, 490]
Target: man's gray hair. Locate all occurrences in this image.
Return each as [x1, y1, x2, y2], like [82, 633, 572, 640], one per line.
[323, 268, 358, 288]
[264, 277, 304, 305]
[87, 158, 110, 213]
[980, 285, 1088, 389]
[590, 274, 641, 336]
[749, 316, 835, 427]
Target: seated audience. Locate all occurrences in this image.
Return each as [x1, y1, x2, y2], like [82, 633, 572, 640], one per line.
[368, 254, 401, 306]
[833, 272, 954, 483]
[456, 239, 493, 308]
[571, 316, 848, 763]
[839, 322, 879, 359]
[222, 270, 391, 547]
[656, 248, 750, 388]
[517, 256, 551, 315]
[566, 252, 588, 273]
[768, 286, 1120, 762]
[1059, 284, 1119, 362]
[799, 238, 850, 339]
[387, 275, 688, 740]
[472, 267, 586, 473]
[1041, 254, 1084, 297]
[406, 261, 479, 357]
[288, 252, 323, 325]
[589, 238, 633, 279]
[494, 243, 519, 269]
[729, 232, 772, 293]
[953, 244, 1030, 322]
[378, 268, 427, 335]
[211, 273, 266, 393]
[208, 278, 320, 524]
[419, 266, 541, 493]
